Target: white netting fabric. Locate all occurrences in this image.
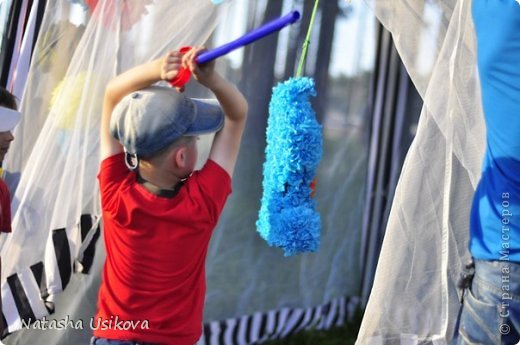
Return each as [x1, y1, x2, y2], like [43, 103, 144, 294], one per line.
[357, 0, 485, 343]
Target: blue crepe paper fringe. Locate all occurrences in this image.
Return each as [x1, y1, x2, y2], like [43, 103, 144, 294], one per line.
[257, 77, 323, 256]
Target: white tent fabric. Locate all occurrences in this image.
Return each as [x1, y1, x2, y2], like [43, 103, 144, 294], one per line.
[357, 0, 485, 343]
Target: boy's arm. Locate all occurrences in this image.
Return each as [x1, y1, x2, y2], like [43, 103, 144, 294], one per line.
[184, 48, 248, 178]
[100, 51, 183, 160]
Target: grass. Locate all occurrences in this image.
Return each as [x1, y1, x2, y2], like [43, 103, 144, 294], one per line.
[263, 307, 364, 345]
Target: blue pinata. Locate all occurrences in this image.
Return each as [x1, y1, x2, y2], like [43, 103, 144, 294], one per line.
[257, 76, 323, 256]
[257, 0, 323, 256]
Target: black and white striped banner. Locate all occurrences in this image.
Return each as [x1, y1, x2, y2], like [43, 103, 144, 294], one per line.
[1, 214, 100, 338]
[197, 296, 359, 345]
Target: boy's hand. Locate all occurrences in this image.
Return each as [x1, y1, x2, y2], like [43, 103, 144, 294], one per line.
[182, 47, 220, 89]
[161, 50, 184, 92]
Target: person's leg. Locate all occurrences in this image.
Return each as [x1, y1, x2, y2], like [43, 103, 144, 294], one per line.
[506, 261, 520, 341]
[453, 260, 520, 344]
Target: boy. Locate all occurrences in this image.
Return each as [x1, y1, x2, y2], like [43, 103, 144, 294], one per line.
[92, 47, 248, 345]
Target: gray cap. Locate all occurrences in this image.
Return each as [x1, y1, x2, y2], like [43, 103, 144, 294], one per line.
[110, 86, 224, 157]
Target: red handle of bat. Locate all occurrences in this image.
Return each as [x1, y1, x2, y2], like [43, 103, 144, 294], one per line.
[169, 46, 193, 88]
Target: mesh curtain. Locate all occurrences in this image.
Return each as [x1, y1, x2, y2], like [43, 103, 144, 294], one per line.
[357, 0, 485, 343]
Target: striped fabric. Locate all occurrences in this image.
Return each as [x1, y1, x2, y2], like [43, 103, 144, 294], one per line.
[1, 214, 100, 337]
[197, 296, 359, 345]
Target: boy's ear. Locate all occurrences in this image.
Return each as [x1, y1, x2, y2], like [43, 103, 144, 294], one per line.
[173, 146, 187, 168]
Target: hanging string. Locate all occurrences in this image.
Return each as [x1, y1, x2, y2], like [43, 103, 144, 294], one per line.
[295, 0, 320, 78]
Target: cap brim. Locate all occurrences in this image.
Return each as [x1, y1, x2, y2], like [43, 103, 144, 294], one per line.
[0, 107, 21, 132]
[185, 99, 224, 136]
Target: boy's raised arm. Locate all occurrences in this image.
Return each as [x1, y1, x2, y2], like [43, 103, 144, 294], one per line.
[183, 48, 249, 178]
[100, 51, 183, 160]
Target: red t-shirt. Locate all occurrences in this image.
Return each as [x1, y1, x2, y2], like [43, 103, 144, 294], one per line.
[0, 178, 12, 233]
[94, 153, 231, 345]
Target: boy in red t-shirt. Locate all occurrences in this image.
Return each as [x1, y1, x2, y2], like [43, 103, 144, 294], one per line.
[93, 47, 247, 345]
[0, 86, 21, 336]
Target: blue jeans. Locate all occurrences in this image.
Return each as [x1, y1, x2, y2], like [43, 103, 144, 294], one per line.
[453, 260, 520, 344]
[90, 337, 160, 345]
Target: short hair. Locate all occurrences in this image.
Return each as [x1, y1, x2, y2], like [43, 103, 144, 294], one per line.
[0, 87, 18, 110]
[140, 135, 196, 163]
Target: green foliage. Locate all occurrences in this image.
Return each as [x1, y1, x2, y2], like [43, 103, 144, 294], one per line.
[263, 307, 364, 345]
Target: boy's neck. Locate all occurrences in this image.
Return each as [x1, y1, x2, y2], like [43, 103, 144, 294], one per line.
[137, 166, 183, 194]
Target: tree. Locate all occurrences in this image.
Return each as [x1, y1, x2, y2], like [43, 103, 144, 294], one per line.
[313, 0, 339, 122]
[233, 0, 284, 197]
[240, 0, 284, 148]
[283, 0, 314, 80]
